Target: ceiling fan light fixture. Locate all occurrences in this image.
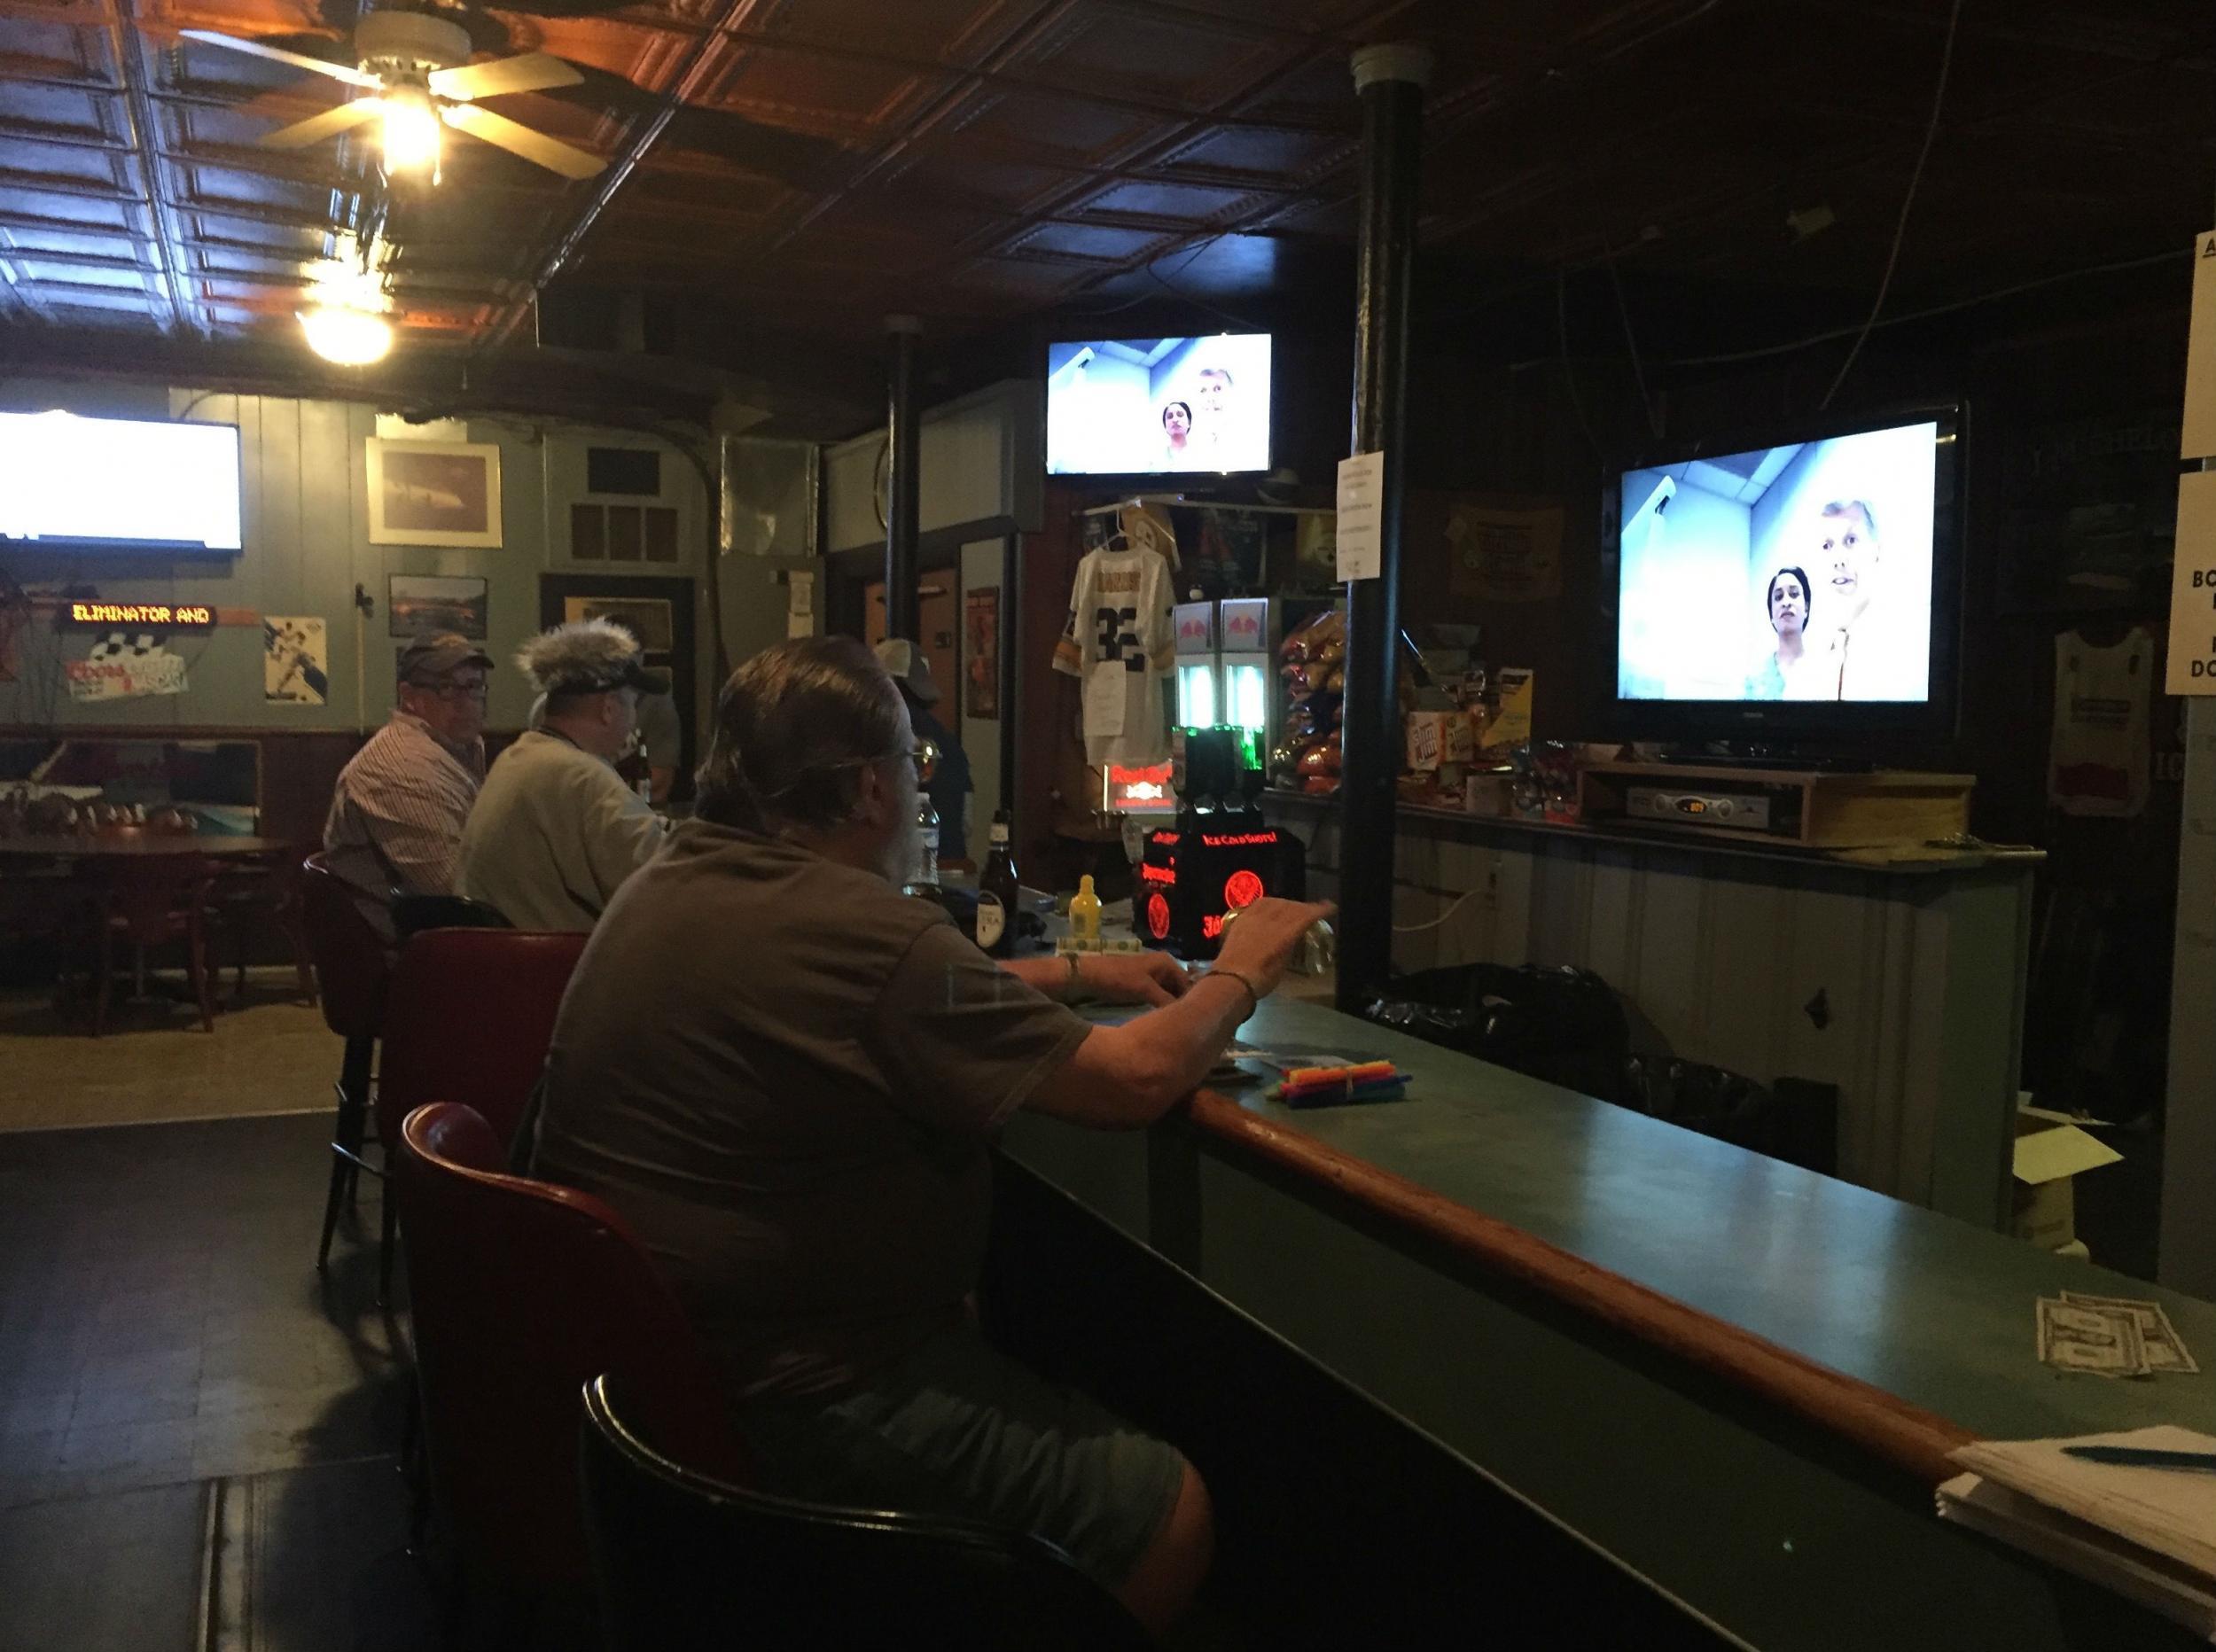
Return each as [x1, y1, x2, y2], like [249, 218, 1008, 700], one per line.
[380, 89, 442, 175]
[300, 303, 393, 367]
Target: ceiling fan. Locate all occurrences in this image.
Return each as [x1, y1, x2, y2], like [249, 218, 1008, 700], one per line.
[182, 10, 607, 181]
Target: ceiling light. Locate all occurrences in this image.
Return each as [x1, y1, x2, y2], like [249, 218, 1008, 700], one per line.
[300, 304, 393, 366]
[380, 89, 441, 175]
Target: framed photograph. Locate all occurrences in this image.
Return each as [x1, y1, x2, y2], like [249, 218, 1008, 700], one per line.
[562, 595, 675, 654]
[964, 587, 999, 720]
[388, 574, 488, 641]
[367, 439, 503, 547]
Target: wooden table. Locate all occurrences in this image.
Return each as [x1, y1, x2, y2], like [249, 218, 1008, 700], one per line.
[0, 834, 293, 860]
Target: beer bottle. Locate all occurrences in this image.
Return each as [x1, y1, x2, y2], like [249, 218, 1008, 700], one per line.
[976, 811, 1019, 956]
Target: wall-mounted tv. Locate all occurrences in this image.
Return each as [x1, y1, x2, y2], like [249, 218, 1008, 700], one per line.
[1046, 334, 1272, 477]
[1605, 405, 1963, 744]
[0, 410, 245, 554]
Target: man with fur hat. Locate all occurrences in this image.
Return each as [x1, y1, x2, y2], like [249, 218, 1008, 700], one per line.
[458, 620, 671, 931]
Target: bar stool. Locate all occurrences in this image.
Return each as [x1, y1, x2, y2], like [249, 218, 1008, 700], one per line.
[579, 1375, 1148, 1650]
[395, 1102, 739, 1615]
[298, 853, 390, 1270]
[371, 927, 586, 1303]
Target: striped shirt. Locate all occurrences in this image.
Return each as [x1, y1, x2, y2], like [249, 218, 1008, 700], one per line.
[323, 711, 484, 938]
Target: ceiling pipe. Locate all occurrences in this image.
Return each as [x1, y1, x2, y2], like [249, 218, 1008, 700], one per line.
[481, 0, 759, 353]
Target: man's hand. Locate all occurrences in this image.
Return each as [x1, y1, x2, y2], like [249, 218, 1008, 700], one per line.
[1212, 897, 1336, 1001]
[1076, 950, 1191, 1007]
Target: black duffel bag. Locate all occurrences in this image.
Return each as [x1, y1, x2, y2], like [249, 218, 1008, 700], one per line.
[1364, 963, 1630, 1103]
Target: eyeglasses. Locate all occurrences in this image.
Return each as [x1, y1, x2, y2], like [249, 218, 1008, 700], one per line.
[425, 677, 489, 701]
[908, 740, 939, 784]
[769, 739, 936, 799]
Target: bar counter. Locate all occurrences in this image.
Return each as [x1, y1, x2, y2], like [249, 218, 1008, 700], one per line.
[995, 992, 2216, 1650]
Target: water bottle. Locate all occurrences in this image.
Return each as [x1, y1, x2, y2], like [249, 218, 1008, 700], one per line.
[913, 791, 940, 891]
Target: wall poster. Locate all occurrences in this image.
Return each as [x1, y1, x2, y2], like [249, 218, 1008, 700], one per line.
[64, 633, 189, 702]
[264, 616, 330, 705]
[387, 574, 488, 640]
[964, 586, 999, 720]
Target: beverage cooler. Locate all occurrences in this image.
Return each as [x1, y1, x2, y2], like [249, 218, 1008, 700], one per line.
[1173, 597, 1277, 757]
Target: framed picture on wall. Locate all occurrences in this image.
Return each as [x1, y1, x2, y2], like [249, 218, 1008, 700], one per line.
[367, 439, 503, 547]
[388, 574, 488, 640]
[964, 587, 999, 720]
[561, 595, 675, 653]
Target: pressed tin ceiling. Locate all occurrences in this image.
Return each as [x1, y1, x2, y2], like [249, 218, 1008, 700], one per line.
[0, 0, 2212, 368]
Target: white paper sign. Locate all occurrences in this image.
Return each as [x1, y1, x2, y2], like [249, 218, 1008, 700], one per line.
[785, 570, 815, 640]
[1082, 662, 1127, 736]
[2167, 469, 2216, 694]
[2186, 230, 2216, 460]
[1336, 451, 1385, 581]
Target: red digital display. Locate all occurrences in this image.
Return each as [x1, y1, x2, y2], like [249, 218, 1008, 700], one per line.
[1201, 913, 1224, 939]
[1146, 893, 1172, 939]
[1198, 831, 1278, 848]
[1138, 862, 1176, 887]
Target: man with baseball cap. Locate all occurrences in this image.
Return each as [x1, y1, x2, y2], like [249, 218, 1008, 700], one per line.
[873, 638, 971, 859]
[458, 620, 672, 931]
[323, 632, 494, 939]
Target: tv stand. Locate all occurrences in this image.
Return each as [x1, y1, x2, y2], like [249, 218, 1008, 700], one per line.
[1656, 744, 1875, 775]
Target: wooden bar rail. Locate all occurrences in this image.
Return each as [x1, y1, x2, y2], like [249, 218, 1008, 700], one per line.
[1186, 1086, 1980, 1487]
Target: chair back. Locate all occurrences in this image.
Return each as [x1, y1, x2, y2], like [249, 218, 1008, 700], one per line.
[396, 1103, 740, 1601]
[390, 892, 511, 944]
[375, 927, 585, 1149]
[578, 1375, 1147, 1652]
[103, 855, 218, 945]
[298, 853, 388, 1039]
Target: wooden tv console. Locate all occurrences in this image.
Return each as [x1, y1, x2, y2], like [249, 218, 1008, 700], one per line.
[1576, 761, 1974, 850]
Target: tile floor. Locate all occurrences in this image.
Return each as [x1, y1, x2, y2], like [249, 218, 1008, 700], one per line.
[0, 980, 338, 1133]
[0, 1111, 438, 1649]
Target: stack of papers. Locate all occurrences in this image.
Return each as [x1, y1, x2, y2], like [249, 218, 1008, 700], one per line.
[1937, 1426, 2216, 1639]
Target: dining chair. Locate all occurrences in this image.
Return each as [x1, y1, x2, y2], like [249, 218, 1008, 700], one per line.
[80, 855, 222, 1035]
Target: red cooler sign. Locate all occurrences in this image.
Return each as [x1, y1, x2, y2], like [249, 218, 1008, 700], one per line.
[1223, 869, 1265, 909]
[1146, 893, 1172, 939]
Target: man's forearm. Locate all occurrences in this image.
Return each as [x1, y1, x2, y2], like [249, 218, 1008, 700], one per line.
[1026, 971, 1252, 1128]
[1000, 955, 1070, 999]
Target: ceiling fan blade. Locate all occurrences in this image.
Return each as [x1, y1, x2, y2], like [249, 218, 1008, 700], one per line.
[428, 52, 582, 102]
[259, 98, 384, 150]
[179, 29, 378, 88]
[442, 103, 605, 180]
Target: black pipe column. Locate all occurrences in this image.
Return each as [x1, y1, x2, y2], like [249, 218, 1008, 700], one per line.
[998, 533, 1019, 816]
[1335, 43, 1432, 1015]
[884, 314, 923, 642]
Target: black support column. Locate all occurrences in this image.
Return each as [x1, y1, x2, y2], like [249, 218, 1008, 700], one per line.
[884, 313, 923, 642]
[1335, 43, 1431, 1015]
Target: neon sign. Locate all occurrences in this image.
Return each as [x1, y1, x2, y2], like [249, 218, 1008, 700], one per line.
[1223, 869, 1265, 908]
[1201, 913, 1224, 939]
[1199, 832, 1278, 848]
[1138, 862, 1177, 887]
[1146, 893, 1172, 939]
[66, 601, 215, 628]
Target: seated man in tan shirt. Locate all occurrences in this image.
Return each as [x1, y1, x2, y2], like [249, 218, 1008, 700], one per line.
[459, 620, 670, 931]
[528, 635, 1329, 1635]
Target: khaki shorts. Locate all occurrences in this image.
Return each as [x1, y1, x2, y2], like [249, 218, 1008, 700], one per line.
[731, 1326, 1188, 1592]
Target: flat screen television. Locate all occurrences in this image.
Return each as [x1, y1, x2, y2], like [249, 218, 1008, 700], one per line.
[1046, 333, 1272, 477]
[0, 410, 245, 554]
[1604, 405, 1963, 745]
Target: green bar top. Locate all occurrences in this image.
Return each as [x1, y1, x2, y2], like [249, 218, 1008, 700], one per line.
[1181, 994, 2215, 1445]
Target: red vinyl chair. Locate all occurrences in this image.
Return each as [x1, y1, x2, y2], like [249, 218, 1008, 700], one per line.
[371, 927, 588, 1303]
[299, 853, 391, 1272]
[396, 1102, 740, 1608]
[77, 855, 222, 1035]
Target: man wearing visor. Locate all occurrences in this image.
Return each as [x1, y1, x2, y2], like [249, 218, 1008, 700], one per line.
[458, 619, 673, 931]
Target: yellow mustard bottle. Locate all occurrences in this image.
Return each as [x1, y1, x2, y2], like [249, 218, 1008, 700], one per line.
[1069, 874, 1102, 947]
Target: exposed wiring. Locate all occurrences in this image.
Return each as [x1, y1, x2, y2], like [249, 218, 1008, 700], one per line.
[1819, 0, 1965, 409]
[1393, 884, 1494, 934]
[1554, 266, 1604, 462]
[1605, 244, 1662, 440]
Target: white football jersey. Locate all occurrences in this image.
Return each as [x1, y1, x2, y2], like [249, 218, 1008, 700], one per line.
[1053, 545, 1176, 766]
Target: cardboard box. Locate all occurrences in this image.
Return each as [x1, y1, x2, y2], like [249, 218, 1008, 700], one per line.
[1405, 710, 1475, 773]
[2010, 1107, 2122, 1251]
